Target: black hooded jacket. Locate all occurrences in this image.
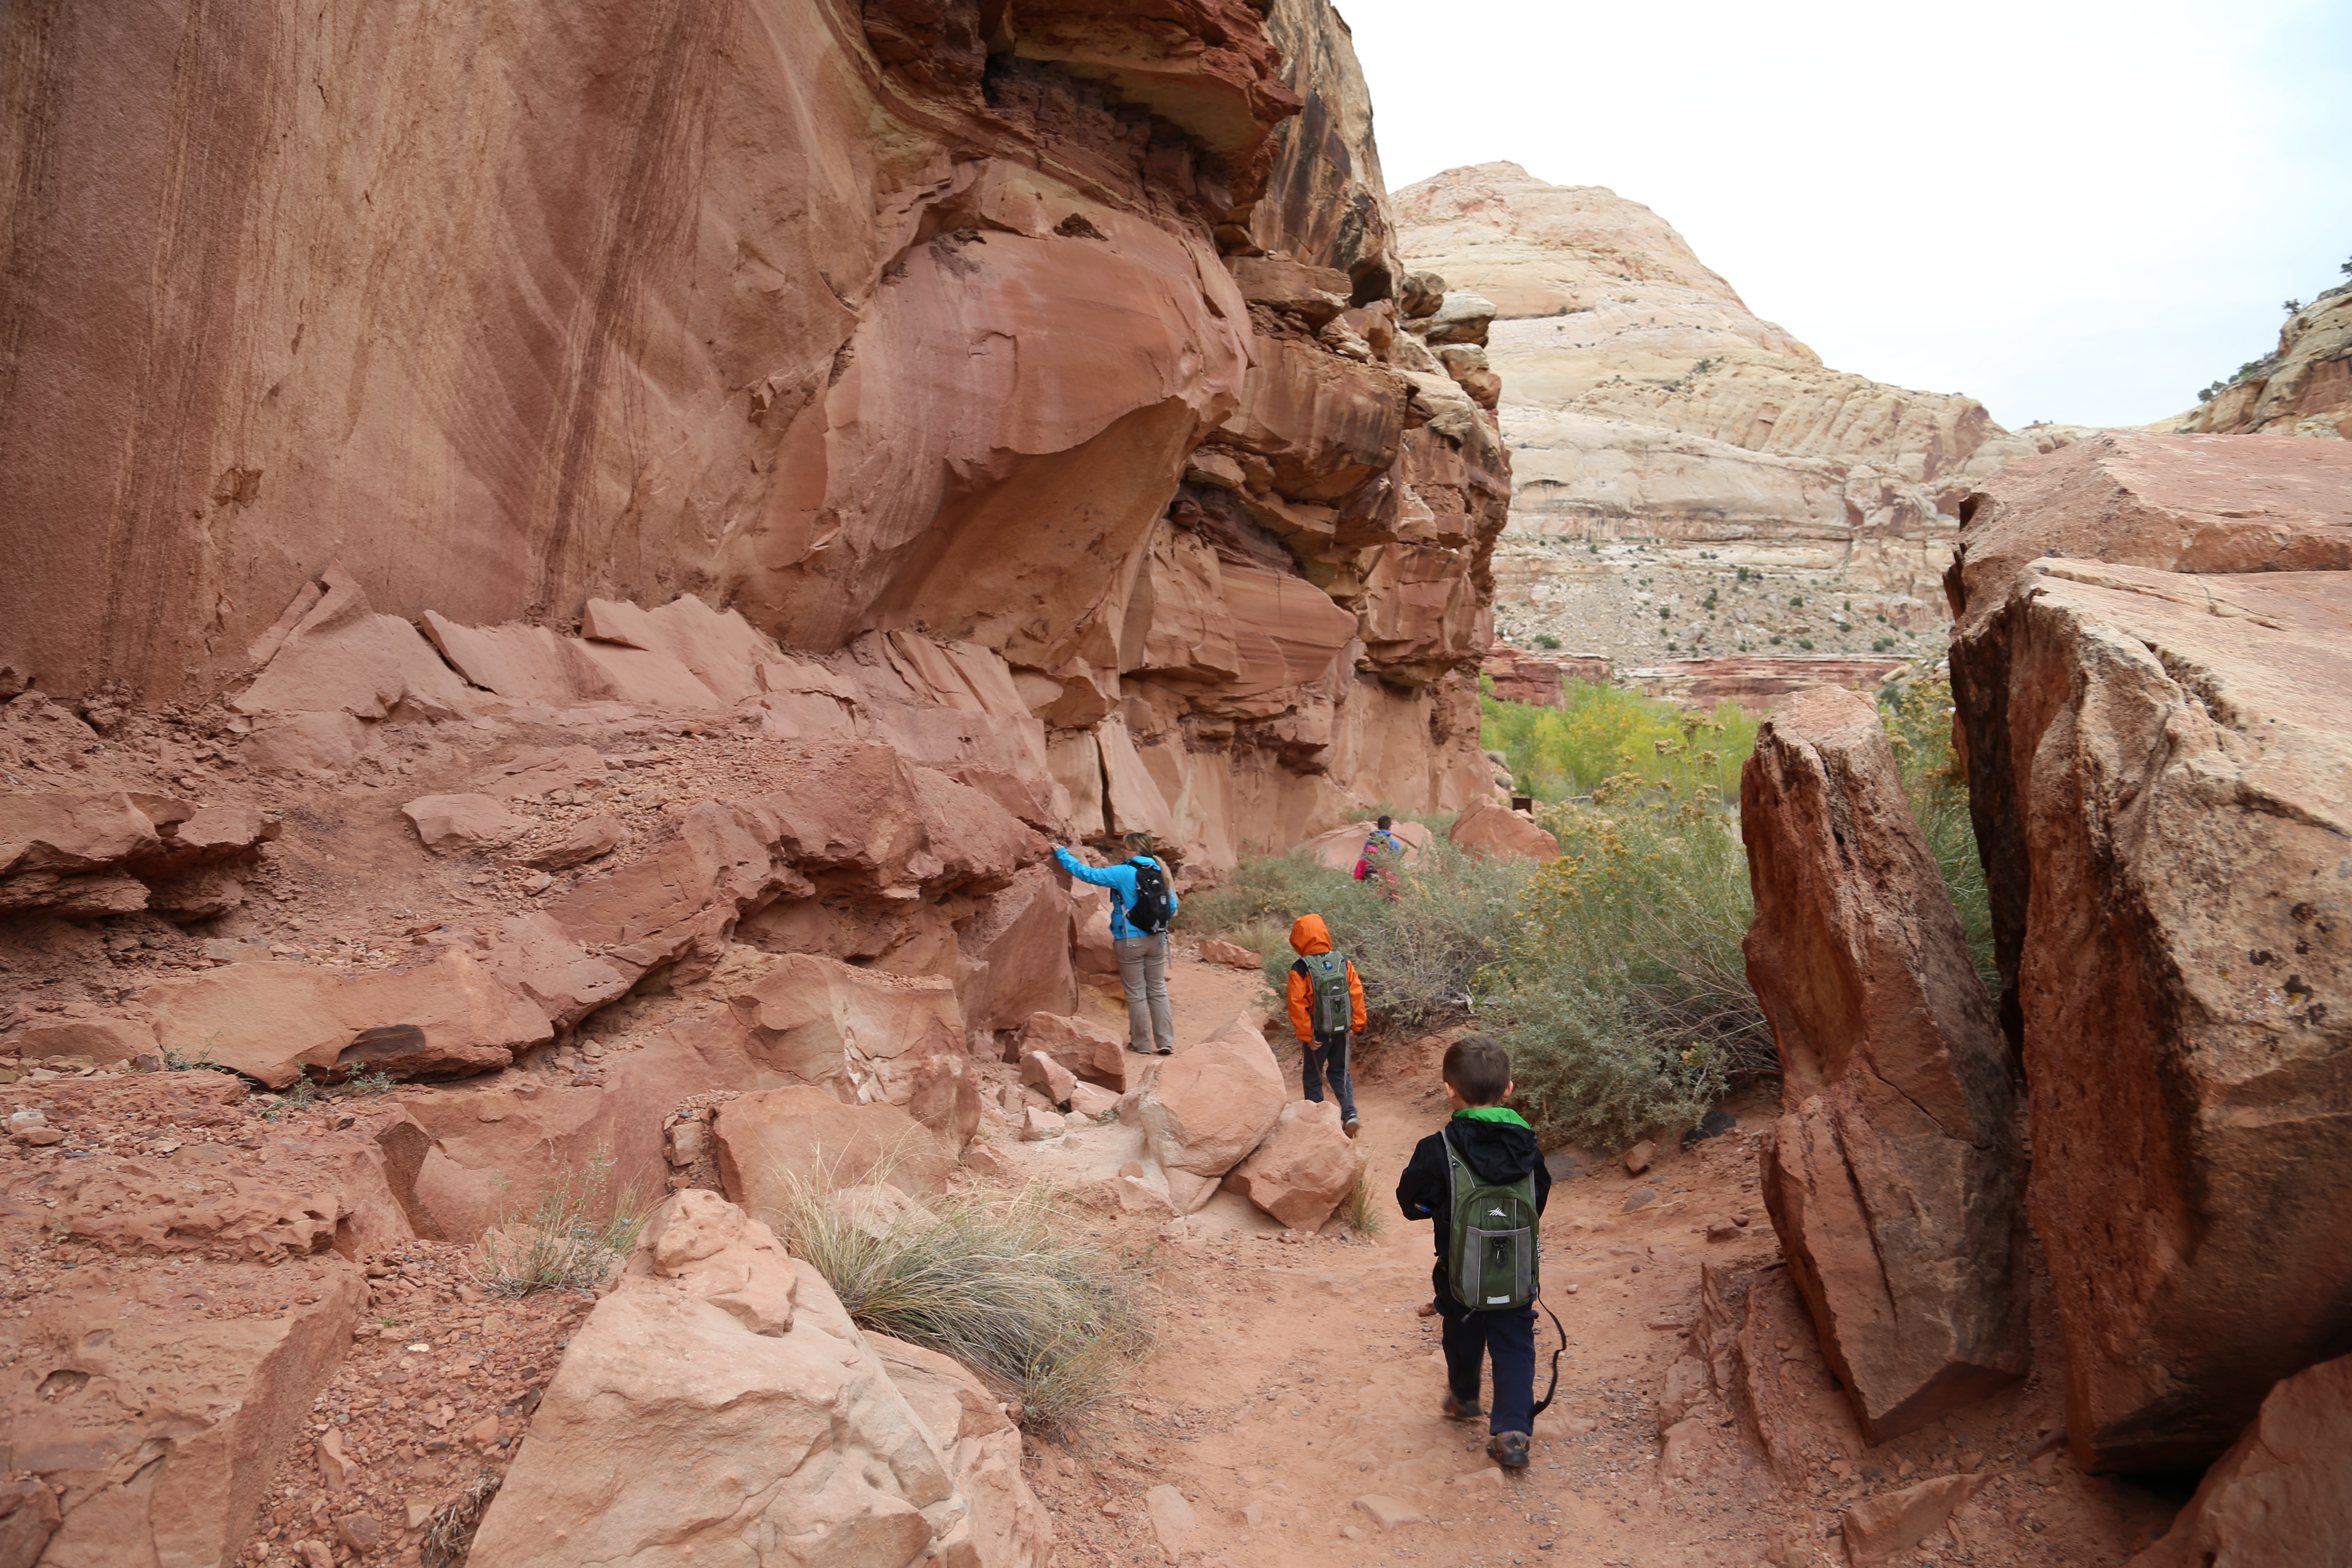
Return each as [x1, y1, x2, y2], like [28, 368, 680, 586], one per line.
[1396, 1114, 1552, 1279]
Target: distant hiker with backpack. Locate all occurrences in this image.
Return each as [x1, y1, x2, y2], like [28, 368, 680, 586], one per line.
[1055, 832, 1179, 1056]
[1351, 815, 1403, 901]
[1394, 1035, 1556, 1471]
[1285, 913, 1366, 1138]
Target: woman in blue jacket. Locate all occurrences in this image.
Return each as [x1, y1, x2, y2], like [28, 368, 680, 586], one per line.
[1055, 831, 1179, 1056]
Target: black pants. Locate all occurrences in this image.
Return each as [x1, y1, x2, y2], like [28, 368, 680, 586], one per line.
[1301, 1031, 1357, 1120]
[1434, 1263, 1537, 1436]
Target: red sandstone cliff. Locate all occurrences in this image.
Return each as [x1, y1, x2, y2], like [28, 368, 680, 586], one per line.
[0, 0, 1505, 854]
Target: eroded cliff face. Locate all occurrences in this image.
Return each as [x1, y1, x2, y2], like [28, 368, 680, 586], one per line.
[1390, 161, 2085, 677]
[2174, 283, 2352, 441]
[0, 0, 1504, 852]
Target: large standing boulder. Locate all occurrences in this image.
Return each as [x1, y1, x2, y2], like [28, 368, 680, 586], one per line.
[1740, 685, 2027, 1442]
[2124, 1352, 2352, 1568]
[1447, 796, 1559, 862]
[1224, 1099, 1363, 1231]
[1946, 434, 2352, 1470]
[1131, 1017, 1286, 1212]
[467, 1197, 973, 1568]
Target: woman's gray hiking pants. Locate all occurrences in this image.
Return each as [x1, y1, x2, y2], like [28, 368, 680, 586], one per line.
[1114, 932, 1174, 1053]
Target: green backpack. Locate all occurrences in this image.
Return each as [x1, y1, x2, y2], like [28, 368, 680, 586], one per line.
[1442, 1127, 1542, 1311]
[1299, 949, 1353, 1037]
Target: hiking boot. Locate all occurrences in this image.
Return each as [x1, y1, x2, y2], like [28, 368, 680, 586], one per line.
[1442, 1390, 1483, 1422]
[1155, 1042, 1173, 1055]
[1343, 1116, 1362, 1139]
[1487, 1431, 1531, 1470]
[1126, 1043, 1153, 1055]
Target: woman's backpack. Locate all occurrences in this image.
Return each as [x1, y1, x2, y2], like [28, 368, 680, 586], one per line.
[1126, 858, 1174, 934]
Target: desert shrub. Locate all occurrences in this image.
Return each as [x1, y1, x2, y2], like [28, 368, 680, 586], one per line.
[474, 1153, 646, 1298]
[1482, 680, 1756, 805]
[1334, 841, 1531, 1036]
[1179, 850, 1376, 937]
[1491, 972, 1726, 1150]
[766, 1170, 1151, 1435]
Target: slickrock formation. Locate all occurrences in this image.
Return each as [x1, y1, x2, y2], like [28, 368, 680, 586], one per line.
[1741, 686, 2027, 1442]
[1393, 161, 2079, 672]
[1946, 432, 2352, 1470]
[2174, 282, 2352, 440]
[2124, 1352, 2352, 1568]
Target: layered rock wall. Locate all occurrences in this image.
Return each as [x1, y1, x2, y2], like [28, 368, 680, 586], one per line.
[1946, 432, 2352, 1471]
[0, 0, 1504, 849]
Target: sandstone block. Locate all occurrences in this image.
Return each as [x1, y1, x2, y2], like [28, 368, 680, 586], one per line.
[1019, 1049, 1076, 1107]
[1020, 1106, 1062, 1142]
[1841, 1473, 1991, 1565]
[2125, 1352, 2352, 1568]
[716, 951, 965, 1104]
[1418, 290, 1497, 347]
[234, 567, 475, 721]
[1196, 937, 1262, 970]
[1621, 1140, 1655, 1175]
[1946, 440, 2352, 1469]
[466, 1260, 959, 1568]
[521, 813, 622, 870]
[138, 948, 548, 1087]
[866, 1334, 1054, 1568]
[244, 710, 374, 775]
[1742, 685, 2026, 1442]
[1224, 254, 1351, 326]
[906, 1050, 983, 1154]
[1, 1015, 156, 1065]
[400, 793, 530, 852]
[2, 1265, 363, 1566]
[623, 1188, 798, 1335]
[1133, 1017, 1286, 1206]
[1223, 1099, 1362, 1231]
[1016, 1010, 1132, 1091]
[1447, 796, 1559, 862]
[714, 1087, 951, 1220]
[1145, 1483, 1196, 1563]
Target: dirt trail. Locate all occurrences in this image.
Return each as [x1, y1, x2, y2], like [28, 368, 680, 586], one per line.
[1021, 949, 2181, 1568]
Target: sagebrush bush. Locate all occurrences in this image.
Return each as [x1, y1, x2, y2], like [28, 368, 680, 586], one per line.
[474, 1153, 646, 1297]
[1491, 971, 1726, 1150]
[764, 1167, 1152, 1435]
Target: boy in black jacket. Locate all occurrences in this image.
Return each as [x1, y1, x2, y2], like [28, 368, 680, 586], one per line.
[1395, 1035, 1552, 1469]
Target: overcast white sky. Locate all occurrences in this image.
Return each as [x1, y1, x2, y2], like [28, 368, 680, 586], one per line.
[1338, 0, 2352, 429]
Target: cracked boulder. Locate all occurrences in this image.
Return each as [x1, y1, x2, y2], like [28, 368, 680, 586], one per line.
[1946, 432, 2352, 1470]
[1741, 685, 2027, 1442]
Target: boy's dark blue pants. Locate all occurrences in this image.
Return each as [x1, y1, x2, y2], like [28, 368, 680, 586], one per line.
[1434, 1265, 1537, 1436]
[1302, 1032, 1357, 1121]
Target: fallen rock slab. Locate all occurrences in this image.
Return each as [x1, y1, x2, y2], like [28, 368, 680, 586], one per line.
[2124, 1351, 2352, 1568]
[1743, 686, 2027, 1442]
[400, 792, 530, 851]
[1016, 1010, 1132, 1091]
[0, 1262, 364, 1566]
[1196, 937, 1262, 970]
[867, 1333, 1055, 1568]
[138, 949, 550, 1087]
[1842, 1473, 1993, 1565]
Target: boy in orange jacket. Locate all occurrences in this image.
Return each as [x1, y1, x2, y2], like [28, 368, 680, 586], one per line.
[1285, 913, 1367, 1137]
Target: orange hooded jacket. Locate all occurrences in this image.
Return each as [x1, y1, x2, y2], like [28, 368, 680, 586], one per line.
[1285, 913, 1368, 1043]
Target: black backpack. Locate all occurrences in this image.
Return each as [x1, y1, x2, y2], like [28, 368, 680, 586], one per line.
[1126, 858, 1173, 934]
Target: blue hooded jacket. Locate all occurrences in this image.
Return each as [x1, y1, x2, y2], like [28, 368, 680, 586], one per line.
[1055, 847, 1178, 940]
